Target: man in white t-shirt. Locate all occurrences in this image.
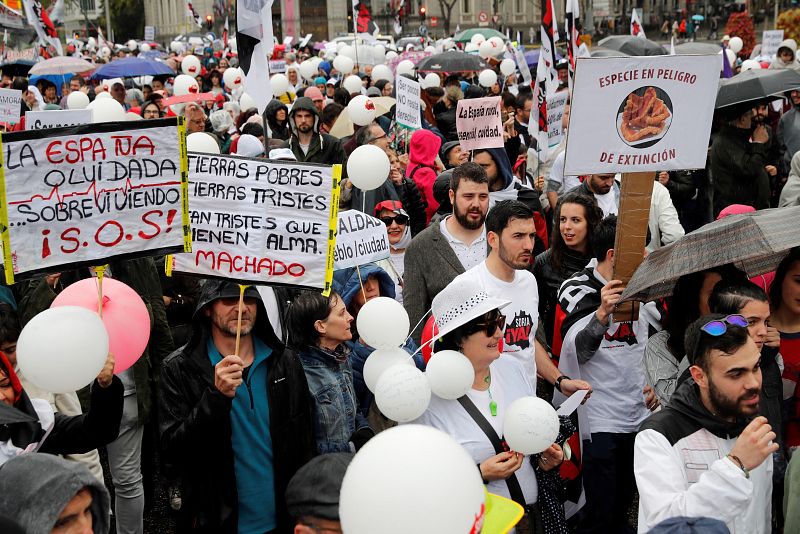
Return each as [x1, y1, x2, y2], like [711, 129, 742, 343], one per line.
[455, 200, 592, 397]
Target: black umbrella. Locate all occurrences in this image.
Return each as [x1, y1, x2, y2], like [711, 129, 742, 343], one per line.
[715, 68, 800, 109]
[416, 51, 488, 73]
[598, 35, 667, 56]
[590, 47, 630, 57]
[674, 42, 722, 55]
[0, 60, 35, 78]
[0, 401, 36, 424]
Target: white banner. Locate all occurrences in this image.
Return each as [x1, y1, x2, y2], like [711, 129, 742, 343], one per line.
[547, 91, 569, 148]
[333, 210, 390, 269]
[456, 96, 503, 151]
[171, 153, 340, 291]
[0, 89, 21, 124]
[564, 55, 719, 175]
[761, 30, 785, 58]
[25, 109, 92, 130]
[395, 75, 421, 129]
[268, 59, 287, 73]
[0, 119, 189, 283]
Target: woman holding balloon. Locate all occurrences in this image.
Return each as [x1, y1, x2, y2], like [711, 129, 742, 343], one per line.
[411, 278, 564, 533]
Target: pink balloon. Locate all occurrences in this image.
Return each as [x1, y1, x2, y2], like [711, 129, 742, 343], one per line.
[51, 278, 151, 374]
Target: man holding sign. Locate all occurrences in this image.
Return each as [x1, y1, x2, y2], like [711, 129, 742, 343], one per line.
[159, 281, 314, 533]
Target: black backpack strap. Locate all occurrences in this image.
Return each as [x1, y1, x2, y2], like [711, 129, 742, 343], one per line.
[457, 395, 528, 507]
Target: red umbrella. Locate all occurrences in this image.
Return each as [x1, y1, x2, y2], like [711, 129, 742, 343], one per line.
[162, 92, 217, 106]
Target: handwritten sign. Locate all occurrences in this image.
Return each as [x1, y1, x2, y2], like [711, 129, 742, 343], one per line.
[395, 75, 421, 129]
[334, 210, 390, 269]
[564, 55, 718, 175]
[456, 96, 504, 151]
[170, 153, 339, 292]
[25, 109, 92, 131]
[761, 30, 785, 58]
[547, 91, 569, 148]
[0, 118, 190, 283]
[0, 89, 22, 124]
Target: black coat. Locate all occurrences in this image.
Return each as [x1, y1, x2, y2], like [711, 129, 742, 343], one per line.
[710, 125, 770, 217]
[158, 284, 315, 533]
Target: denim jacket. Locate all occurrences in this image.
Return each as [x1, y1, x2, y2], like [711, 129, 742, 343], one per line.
[298, 345, 370, 454]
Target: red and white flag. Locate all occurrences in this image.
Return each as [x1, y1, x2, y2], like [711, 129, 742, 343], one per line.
[529, 28, 551, 162]
[565, 0, 580, 88]
[223, 16, 229, 47]
[22, 0, 62, 56]
[187, 1, 203, 28]
[631, 8, 646, 38]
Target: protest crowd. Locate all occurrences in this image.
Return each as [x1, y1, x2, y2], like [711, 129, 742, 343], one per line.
[1, 1, 800, 534]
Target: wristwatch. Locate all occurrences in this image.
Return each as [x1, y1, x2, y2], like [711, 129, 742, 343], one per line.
[554, 375, 571, 393]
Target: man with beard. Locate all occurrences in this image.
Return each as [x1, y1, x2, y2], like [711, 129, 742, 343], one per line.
[634, 314, 776, 533]
[287, 96, 346, 166]
[779, 89, 800, 172]
[159, 281, 315, 533]
[403, 162, 489, 343]
[455, 200, 592, 395]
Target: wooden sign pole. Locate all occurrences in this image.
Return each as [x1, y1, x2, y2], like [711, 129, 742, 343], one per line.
[612, 172, 654, 323]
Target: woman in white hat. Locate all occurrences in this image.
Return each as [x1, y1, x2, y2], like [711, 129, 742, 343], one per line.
[411, 278, 564, 533]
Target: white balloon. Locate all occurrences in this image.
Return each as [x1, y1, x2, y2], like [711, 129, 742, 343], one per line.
[478, 69, 498, 87]
[479, 39, 499, 59]
[470, 33, 486, 45]
[140, 43, 151, 52]
[373, 44, 386, 62]
[187, 132, 221, 154]
[170, 41, 183, 53]
[741, 59, 762, 71]
[396, 59, 415, 76]
[239, 92, 257, 112]
[347, 144, 390, 191]
[375, 364, 431, 422]
[500, 58, 517, 76]
[299, 60, 317, 81]
[340, 45, 357, 60]
[333, 55, 355, 74]
[729, 36, 744, 54]
[424, 45, 436, 54]
[343, 74, 363, 94]
[66, 91, 90, 109]
[126, 39, 137, 51]
[347, 95, 377, 126]
[228, 36, 237, 52]
[17, 306, 109, 394]
[719, 48, 737, 70]
[100, 46, 111, 58]
[101, 77, 122, 92]
[311, 56, 323, 68]
[363, 347, 414, 393]
[87, 98, 127, 122]
[385, 50, 398, 61]
[271, 73, 291, 95]
[503, 396, 560, 455]
[465, 42, 479, 54]
[173, 74, 200, 96]
[425, 350, 475, 400]
[339, 425, 486, 534]
[87, 36, 97, 48]
[94, 91, 111, 99]
[488, 36, 505, 50]
[182, 54, 202, 76]
[371, 64, 393, 82]
[126, 111, 142, 120]
[357, 296, 410, 349]
[422, 72, 440, 89]
[223, 67, 243, 89]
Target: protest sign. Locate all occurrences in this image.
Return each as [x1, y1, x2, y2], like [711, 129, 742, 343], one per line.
[269, 60, 287, 73]
[761, 30, 785, 58]
[334, 210, 390, 270]
[564, 55, 718, 175]
[25, 109, 92, 131]
[547, 91, 569, 148]
[456, 96, 504, 151]
[170, 153, 340, 293]
[144, 25, 156, 41]
[0, 89, 22, 124]
[0, 118, 190, 283]
[395, 75, 421, 129]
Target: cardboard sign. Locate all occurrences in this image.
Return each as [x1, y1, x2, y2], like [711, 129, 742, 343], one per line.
[761, 30, 785, 58]
[395, 75, 421, 129]
[0, 118, 190, 283]
[144, 26, 156, 41]
[564, 55, 719, 175]
[0, 89, 22, 124]
[170, 154, 340, 293]
[25, 109, 92, 131]
[334, 210, 390, 269]
[269, 60, 287, 73]
[547, 91, 569, 148]
[456, 96, 504, 151]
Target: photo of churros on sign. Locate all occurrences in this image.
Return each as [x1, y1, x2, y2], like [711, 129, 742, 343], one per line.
[616, 86, 673, 148]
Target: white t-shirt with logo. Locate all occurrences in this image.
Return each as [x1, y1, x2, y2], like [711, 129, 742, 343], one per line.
[595, 189, 619, 217]
[455, 261, 539, 387]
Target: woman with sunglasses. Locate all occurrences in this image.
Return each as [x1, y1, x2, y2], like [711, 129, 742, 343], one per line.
[411, 278, 564, 533]
[374, 200, 411, 304]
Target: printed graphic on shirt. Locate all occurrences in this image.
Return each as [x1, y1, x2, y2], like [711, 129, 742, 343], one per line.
[505, 310, 533, 350]
[604, 321, 637, 347]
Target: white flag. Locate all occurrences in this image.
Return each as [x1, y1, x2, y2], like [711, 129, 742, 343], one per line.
[631, 8, 646, 38]
[237, 0, 275, 114]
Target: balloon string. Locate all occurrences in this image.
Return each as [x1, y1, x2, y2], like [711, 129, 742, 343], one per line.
[94, 265, 106, 318]
[356, 264, 367, 304]
[234, 284, 247, 357]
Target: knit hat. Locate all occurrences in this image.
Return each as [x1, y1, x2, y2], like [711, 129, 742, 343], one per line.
[304, 86, 324, 102]
[314, 76, 327, 85]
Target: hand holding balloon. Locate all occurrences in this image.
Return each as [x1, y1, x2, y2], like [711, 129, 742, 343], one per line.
[96, 353, 116, 388]
[537, 443, 564, 471]
[479, 451, 523, 481]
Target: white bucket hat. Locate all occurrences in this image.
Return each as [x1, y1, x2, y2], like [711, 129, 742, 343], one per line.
[431, 278, 510, 342]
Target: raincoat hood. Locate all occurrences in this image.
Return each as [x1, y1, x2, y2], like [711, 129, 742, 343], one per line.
[332, 263, 396, 309]
[288, 96, 320, 136]
[0, 453, 110, 534]
[406, 129, 441, 178]
[265, 99, 289, 127]
[483, 146, 515, 191]
[667, 378, 750, 440]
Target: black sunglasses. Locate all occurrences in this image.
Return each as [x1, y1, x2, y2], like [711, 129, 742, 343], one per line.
[701, 314, 749, 336]
[380, 214, 408, 226]
[471, 310, 506, 337]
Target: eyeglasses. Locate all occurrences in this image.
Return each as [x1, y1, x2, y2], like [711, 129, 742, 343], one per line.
[701, 314, 749, 336]
[380, 214, 408, 226]
[471, 310, 506, 337]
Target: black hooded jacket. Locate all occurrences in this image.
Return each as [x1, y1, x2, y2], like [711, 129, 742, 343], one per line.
[158, 281, 315, 533]
[288, 97, 346, 167]
[264, 99, 290, 141]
